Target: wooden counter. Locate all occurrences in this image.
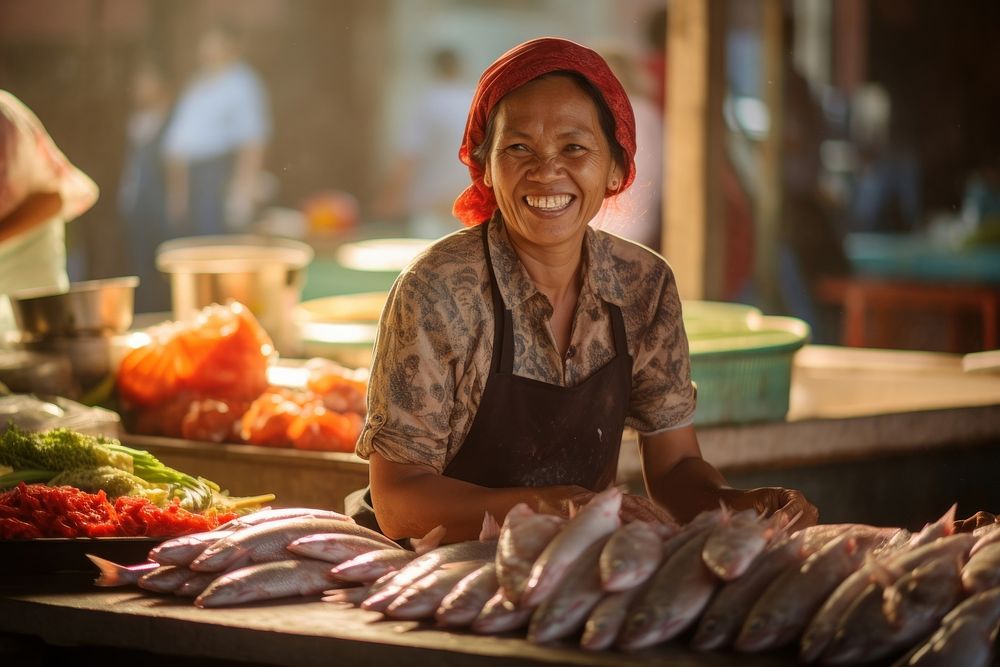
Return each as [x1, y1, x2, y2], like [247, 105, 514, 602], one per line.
[0, 574, 801, 667]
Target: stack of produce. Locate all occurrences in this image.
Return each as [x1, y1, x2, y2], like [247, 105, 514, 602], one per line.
[0, 425, 273, 538]
[117, 301, 365, 452]
[85, 490, 1000, 666]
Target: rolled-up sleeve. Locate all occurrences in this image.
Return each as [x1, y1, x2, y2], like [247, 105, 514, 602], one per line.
[355, 270, 464, 473]
[626, 266, 697, 434]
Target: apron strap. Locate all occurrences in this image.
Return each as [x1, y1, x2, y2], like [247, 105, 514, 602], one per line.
[481, 220, 514, 375]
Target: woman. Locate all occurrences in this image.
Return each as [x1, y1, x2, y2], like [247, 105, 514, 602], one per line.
[0, 90, 99, 335]
[350, 38, 818, 542]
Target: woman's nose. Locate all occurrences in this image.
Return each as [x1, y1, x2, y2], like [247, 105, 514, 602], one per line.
[527, 153, 564, 181]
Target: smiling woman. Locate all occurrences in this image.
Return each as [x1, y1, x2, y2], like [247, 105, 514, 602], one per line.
[346, 37, 818, 543]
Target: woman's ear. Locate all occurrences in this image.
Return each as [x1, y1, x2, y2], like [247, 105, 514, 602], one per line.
[483, 164, 493, 188]
[606, 162, 625, 194]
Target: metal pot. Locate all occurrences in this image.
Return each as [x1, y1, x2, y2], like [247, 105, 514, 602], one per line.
[156, 235, 314, 355]
[8, 276, 139, 339]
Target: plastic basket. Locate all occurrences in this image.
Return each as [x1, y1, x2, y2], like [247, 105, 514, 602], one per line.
[688, 316, 810, 425]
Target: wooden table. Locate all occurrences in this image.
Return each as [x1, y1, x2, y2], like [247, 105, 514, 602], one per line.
[0, 574, 802, 667]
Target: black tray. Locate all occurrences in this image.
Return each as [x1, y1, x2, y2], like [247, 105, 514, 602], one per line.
[0, 537, 164, 574]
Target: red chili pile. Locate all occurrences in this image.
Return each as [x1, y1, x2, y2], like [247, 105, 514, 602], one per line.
[0, 483, 238, 539]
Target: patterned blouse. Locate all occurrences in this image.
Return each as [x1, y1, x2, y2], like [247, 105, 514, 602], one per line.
[356, 215, 697, 473]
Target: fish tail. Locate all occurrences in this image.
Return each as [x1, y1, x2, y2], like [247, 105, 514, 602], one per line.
[412, 525, 447, 555]
[479, 512, 501, 541]
[85, 554, 136, 587]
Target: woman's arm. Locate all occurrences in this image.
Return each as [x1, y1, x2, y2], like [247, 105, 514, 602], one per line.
[0, 191, 62, 244]
[639, 425, 818, 529]
[369, 451, 588, 542]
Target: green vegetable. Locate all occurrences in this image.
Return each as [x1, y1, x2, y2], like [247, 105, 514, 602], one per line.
[0, 468, 57, 491]
[104, 442, 214, 512]
[0, 425, 132, 473]
[48, 466, 168, 505]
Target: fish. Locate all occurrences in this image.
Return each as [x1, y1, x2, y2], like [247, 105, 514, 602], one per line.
[137, 565, 199, 594]
[194, 559, 335, 608]
[360, 516, 499, 614]
[599, 520, 664, 592]
[217, 507, 354, 530]
[520, 487, 622, 608]
[692, 531, 811, 652]
[287, 533, 404, 564]
[580, 584, 645, 651]
[736, 530, 873, 653]
[176, 572, 219, 597]
[85, 554, 161, 587]
[322, 585, 371, 606]
[495, 503, 565, 604]
[191, 517, 398, 572]
[329, 549, 417, 583]
[147, 530, 236, 566]
[800, 530, 976, 662]
[961, 540, 1000, 594]
[385, 560, 486, 620]
[471, 590, 533, 635]
[528, 537, 610, 644]
[702, 508, 781, 581]
[435, 562, 499, 628]
[617, 513, 724, 651]
[822, 555, 965, 664]
[892, 587, 1000, 667]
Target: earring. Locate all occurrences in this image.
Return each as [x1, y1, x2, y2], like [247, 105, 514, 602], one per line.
[609, 178, 620, 191]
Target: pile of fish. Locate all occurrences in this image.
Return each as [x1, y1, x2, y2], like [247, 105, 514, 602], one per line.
[88, 489, 1000, 666]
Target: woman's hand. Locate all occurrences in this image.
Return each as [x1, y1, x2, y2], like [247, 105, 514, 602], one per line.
[731, 486, 819, 532]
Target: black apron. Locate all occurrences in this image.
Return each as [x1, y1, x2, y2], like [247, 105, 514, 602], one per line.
[346, 221, 633, 531]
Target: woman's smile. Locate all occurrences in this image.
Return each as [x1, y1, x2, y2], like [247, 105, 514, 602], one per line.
[524, 193, 575, 214]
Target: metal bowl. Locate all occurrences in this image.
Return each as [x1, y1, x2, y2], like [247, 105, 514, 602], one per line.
[156, 235, 314, 355]
[8, 277, 139, 339]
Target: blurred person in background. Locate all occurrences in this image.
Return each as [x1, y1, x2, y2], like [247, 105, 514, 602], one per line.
[373, 47, 474, 238]
[0, 90, 99, 336]
[119, 58, 174, 313]
[163, 23, 270, 237]
[590, 45, 663, 251]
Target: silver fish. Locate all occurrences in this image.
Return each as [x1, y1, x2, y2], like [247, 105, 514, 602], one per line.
[192, 517, 398, 572]
[962, 540, 1000, 594]
[147, 530, 236, 566]
[495, 504, 565, 604]
[702, 508, 779, 581]
[521, 487, 622, 608]
[85, 554, 161, 587]
[385, 560, 486, 620]
[472, 590, 533, 635]
[176, 572, 219, 597]
[823, 555, 964, 665]
[329, 548, 417, 583]
[435, 562, 499, 628]
[736, 531, 872, 653]
[692, 531, 810, 652]
[599, 520, 664, 593]
[893, 587, 1000, 667]
[528, 537, 609, 644]
[617, 515, 723, 651]
[217, 507, 354, 530]
[322, 585, 372, 606]
[800, 531, 976, 662]
[580, 584, 645, 651]
[138, 564, 199, 593]
[194, 559, 334, 608]
[360, 539, 497, 613]
[287, 533, 401, 563]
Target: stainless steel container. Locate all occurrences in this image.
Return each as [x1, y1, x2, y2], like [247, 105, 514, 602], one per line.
[8, 276, 139, 339]
[156, 235, 314, 355]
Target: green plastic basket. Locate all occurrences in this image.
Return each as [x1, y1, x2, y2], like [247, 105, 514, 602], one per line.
[688, 316, 810, 426]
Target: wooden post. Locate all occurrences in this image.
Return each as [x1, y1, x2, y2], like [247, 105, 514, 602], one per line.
[756, 0, 785, 312]
[663, 0, 727, 301]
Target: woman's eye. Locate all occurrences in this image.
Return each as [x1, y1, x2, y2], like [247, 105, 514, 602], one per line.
[506, 144, 529, 153]
[564, 144, 586, 154]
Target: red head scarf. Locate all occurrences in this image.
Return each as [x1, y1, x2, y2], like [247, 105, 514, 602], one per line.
[452, 37, 637, 227]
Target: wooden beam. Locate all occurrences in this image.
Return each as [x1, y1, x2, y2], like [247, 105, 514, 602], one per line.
[756, 0, 785, 312]
[663, 0, 727, 301]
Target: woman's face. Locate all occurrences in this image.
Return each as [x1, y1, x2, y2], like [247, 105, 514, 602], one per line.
[483, 75, 623, 253]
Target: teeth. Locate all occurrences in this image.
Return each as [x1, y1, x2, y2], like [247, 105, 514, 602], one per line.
[525, 194, 572, 210]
